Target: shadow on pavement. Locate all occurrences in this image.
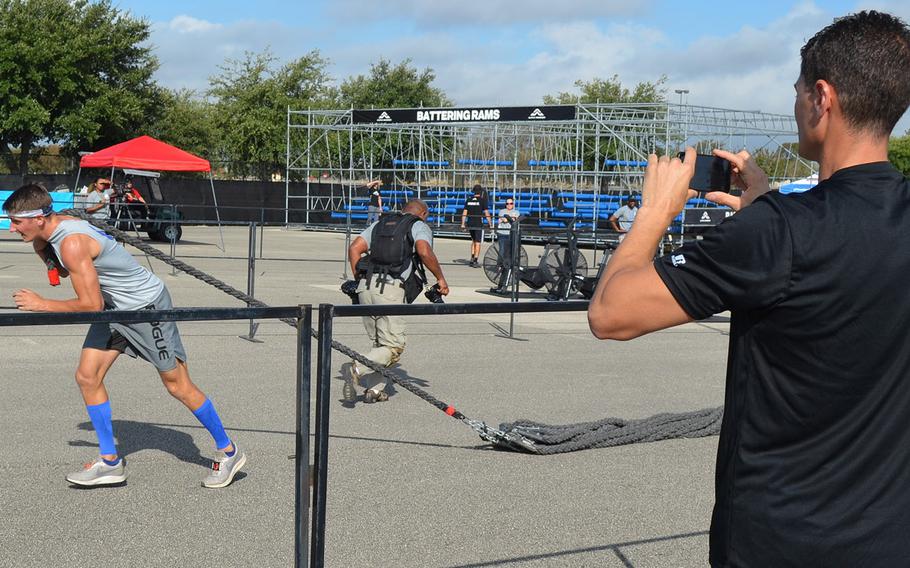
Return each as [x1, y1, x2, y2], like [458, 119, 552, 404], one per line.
[443, 530, 710, 568]
[70, 419, 210, 467]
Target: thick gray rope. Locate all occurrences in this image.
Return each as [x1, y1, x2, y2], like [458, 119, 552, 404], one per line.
[65, 210, 723, 454]
[499, 406, 723, 455]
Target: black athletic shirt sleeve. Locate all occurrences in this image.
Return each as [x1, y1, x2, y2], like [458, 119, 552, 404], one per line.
[653, 196, 793, 320]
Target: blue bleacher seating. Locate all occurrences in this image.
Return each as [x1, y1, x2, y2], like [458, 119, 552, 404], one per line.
[539, 220, 565, 228]
[330, 212, 369, 221]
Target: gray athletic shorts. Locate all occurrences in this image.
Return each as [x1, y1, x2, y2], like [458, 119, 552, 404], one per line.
[83, 288, 188, 372]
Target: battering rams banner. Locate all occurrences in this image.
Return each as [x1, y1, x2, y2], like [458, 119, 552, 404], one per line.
[352, 105, 576, 124]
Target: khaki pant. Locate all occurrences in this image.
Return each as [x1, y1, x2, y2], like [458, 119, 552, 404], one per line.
[356, 279, 406, 369]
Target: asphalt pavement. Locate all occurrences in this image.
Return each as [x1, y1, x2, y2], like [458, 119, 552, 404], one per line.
[0, 224, 729, 567]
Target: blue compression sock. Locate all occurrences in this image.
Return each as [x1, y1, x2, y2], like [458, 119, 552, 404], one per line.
[192, 399, 231, 450]
[86, 401, 117, 456]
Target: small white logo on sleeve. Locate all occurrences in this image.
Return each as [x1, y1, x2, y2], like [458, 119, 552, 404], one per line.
[671, 254, 686, 267]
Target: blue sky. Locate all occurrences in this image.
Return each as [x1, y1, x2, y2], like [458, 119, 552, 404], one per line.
[113, 0, 910, 132]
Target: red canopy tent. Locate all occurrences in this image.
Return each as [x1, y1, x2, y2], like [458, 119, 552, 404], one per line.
[79, 135, 211, 172]
[75, 135, 222, 248]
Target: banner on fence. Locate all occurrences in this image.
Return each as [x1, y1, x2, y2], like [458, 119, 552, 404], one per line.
[352, 105, 576, 124]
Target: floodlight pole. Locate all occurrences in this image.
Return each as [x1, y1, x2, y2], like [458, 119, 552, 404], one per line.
[675, 89, 690, 147]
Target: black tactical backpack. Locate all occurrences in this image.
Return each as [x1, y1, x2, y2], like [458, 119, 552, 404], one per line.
[356, 212, 427, 301]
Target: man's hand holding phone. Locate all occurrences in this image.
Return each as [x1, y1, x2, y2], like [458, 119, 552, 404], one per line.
[641, 147, 697, 222]
[706, 149, 771, 211]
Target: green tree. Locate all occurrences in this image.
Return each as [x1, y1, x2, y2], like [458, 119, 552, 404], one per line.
[336, 59, 452, 178]
[338, 58, 451, 109]
[0, 0, 161, 176]
[208, 48, 335, 180]
[544, 75, 667, 105]
[148, 89, 219, 167]
[888, 135, 910, 177]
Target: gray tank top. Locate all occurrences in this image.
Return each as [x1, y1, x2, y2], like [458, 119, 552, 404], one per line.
[48, 219, 164, 310]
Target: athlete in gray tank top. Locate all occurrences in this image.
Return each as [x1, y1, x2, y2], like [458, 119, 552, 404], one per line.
[47, 219, 163, 310]
[4, 185, 246, 489]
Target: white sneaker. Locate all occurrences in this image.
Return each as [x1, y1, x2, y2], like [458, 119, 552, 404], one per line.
[202, 443, 247, 488]
[66, 457, 128, 486]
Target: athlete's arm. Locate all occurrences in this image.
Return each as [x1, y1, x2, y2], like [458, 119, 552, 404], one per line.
[348, 236, 368, 276]
[588, 150, 696, 340]
[415, 240, 448, 295]
[460, 209, 467, 229]
[32, 239, 70, 278]
[13, 234, 103, 312]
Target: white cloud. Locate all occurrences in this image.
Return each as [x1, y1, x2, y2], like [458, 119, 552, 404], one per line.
[168, 15, 222, 34]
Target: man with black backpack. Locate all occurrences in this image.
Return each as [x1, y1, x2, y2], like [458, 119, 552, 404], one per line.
[345, 199, 449, 403]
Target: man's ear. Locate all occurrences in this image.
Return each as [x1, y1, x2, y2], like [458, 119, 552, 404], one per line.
[814, 79, 835, 119]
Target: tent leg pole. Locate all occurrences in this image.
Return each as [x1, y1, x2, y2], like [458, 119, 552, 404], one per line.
[210, 172, 225, 253]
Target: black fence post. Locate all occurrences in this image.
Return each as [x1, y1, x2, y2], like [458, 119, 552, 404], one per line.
[259, 207, 265, 259]
[295, 305, 313, 568]
[170, 203, 178, 277]
[509, 219, 519, 337]
[239, 222, 263, 343]
[310, 303, 334, 568]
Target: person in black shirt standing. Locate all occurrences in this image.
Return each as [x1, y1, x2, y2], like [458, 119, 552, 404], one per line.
[460, 184, 492, 267]
[588, 11, 910, 567]
[366, 180, 382, 224]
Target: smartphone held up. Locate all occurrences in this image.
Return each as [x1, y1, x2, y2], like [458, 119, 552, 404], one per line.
[678, 152, 732, 193]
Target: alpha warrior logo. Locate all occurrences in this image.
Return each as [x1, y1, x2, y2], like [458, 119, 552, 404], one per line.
[671, 254, 686, 267]
[528, 108, 546, 120]
[699, 211, 712, 223]
[376, 112, 392, 123]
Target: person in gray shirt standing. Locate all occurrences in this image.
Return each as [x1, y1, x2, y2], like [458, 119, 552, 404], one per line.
[84, 177, 111, 220]
[5, 184, 246, 489]
[609, 196, 639, 241]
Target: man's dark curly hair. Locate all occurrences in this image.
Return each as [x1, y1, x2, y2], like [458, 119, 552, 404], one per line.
[800, 10, 910, 137]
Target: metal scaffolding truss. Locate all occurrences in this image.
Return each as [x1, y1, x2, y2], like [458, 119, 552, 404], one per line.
[286, 103, 816, 225]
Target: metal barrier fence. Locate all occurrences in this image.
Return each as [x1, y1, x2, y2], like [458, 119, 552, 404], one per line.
[0, 299, 590, 567]
[0, 301, 588, 568]
[309, 300, 589, 568]
[0, 305, 316, 568]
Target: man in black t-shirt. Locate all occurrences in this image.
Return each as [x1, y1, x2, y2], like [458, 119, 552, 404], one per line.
[366, 180, 382, 224]
[588, 11, 910, 567]
[460, 184, 492, 267]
